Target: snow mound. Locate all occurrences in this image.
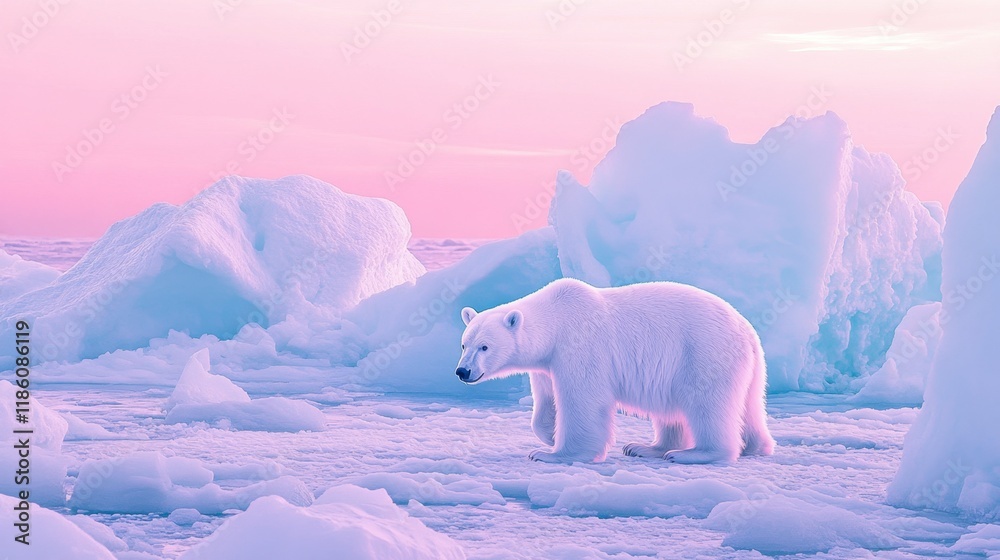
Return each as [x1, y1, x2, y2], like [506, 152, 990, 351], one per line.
[164, 349, 325, 432]
[0, 248, 59, 302]
[952, 523, 1000, 556]
[345, 473, 505, 506]
[68, 452, 313, 514]
[67, 514, 129, 553]
[63, 411, 128, 440]
[165, 348, 249, 411]
[180, 486, 466, 560]
[548, 102, 942, 391]
[851, 302, 942, 405]
[706, 495, 901, 554]
[0, 175, 424, 366]
[0, 380, 70, 506]
[528, 470, 743, 518]
[889, 106, 1000, 521]
[0, 494, 115, 558]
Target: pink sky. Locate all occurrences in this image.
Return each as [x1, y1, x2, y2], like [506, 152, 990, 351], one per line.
[3, 0, 999, 239]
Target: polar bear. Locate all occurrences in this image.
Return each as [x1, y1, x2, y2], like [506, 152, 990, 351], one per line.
[455, 277, 775, 464]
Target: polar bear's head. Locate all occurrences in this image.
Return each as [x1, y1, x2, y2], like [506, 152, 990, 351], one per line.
[455, 306, 524, 384]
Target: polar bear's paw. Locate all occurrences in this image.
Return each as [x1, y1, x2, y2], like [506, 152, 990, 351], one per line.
[528, 450, 559, 463]
[528, 450, 586, 464]
[622, 443, 664, 458]
[664, 448, 734, 464]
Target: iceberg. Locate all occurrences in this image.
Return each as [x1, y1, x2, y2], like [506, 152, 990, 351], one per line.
[0, 248, 59, 302]
[548, 102, 942, 391]
[888, 107, 1000, 521]
[0, 175, 424, 366]
[164, 349, 326, 432]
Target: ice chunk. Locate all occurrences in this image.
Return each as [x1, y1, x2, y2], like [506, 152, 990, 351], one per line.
[62, 411, 125, 440]
[66, 515, 129, 552]
[952, 523, 1000, 556]
[0, 175, 424, 366]
[166, 397, 326, 432]
[0, 494, 116, 558]
[889, 107, 1000, 521]
[706, 495, 901, 554]
[164, 350, 325, 432]
[168, 508, 207, 527]
[850, 302, 942, 405]
[548, 102, 942, 391]
[165, 349, 250, 412]
[0, 380, 69, 506]
[373, 404, 416, 419]
[344, 473, 505, 506]
[0, 248, 59, 302]
[68, 452, 313, 514]
[179, 487, 466, 560]
[528, 470, 743, 518]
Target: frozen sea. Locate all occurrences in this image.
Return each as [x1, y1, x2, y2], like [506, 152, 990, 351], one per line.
[1, 238, 992, 559]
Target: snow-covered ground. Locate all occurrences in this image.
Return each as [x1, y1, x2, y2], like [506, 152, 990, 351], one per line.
[4, 237, 989, 559]
[35, 383, 981, 559]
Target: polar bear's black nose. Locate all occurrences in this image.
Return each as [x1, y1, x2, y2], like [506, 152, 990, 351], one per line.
[456, 367, 471, 381]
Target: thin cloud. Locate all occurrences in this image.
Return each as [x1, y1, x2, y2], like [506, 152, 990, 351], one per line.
[763, 27, 982, 52]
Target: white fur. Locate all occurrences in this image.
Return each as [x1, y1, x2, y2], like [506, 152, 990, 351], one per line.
[456, 277, 776, 464]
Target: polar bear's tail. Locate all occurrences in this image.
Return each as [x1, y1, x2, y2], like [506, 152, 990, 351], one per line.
[741, 341, 776, 456]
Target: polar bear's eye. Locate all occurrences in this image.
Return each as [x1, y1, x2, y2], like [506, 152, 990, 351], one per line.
[461, 344, 465, 350]
[481, 345, 488, 351]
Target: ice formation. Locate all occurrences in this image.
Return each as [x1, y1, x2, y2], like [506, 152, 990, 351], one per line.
[705, 495, 901, 554]
[0, 248, 59, 302]
[0, 494, 116, 558]
[179, 486, 466, 560]
[850, 302, 942, 405]
[889, 107, 1000, 521]
[0, 380, 69, 506]
[67, 451, 313, 514]
[165, 349, 326, 431]
[304, 102, 943, 396]
[0, 175, 424, 367]
[548, 102, 942, 391]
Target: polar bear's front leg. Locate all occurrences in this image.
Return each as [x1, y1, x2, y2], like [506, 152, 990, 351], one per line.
[529, 377, 615, 463]
[529, 372, 556, 446]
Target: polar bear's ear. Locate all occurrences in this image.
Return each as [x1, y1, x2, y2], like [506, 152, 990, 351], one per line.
[461, 307, 478, 326]
[504, 310, 522, 330]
